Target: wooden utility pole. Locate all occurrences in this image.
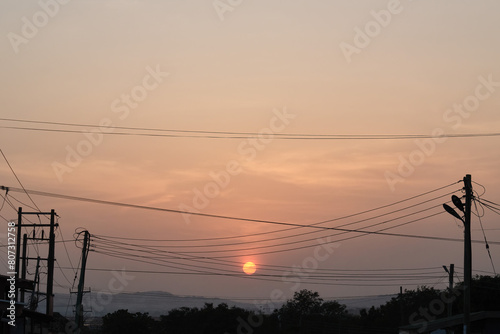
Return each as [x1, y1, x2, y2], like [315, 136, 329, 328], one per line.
[15, 208, 57, 316]
[75, 230, 90, 331]
[448, 264, 454, 318]
[463, 174, 472, 334]
[29, 257, 41, 310]
[443, 264, 454, 334]
[46, 209, 56, 315]
[443, 264, 454, 318]
[443, 175, 473, 334]
[15, 207, 22, 283]
[21, 233, 28, 303]
[399, 286, 404, 326]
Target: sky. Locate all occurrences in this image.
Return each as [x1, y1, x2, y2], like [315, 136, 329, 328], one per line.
[1, 0, 500, 312]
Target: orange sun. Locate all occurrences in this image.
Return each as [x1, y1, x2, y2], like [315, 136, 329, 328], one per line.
[242, 261, 256, 275]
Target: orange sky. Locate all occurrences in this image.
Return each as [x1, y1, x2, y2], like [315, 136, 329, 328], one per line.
[1, 0, 500, 305]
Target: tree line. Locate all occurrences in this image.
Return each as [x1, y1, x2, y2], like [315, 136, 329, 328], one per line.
[75, 275, 500, 334]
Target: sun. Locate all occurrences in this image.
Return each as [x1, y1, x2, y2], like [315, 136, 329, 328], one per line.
[242, 261, 256, 275]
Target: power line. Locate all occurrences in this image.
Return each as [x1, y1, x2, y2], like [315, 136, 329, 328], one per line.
[91, 195, 456, 251]
[74, 213, 453, 280]
[474, 198, 497, 275]
[0, 192, 43, 256]
[89, 231, 451, 283]
[56, 222, 78, 283]
[98, 211, 445, 258]
[88, 235, 450, 279]
[0, 149, 41, 212]
[1, 117, 394, 137]
[57, 266, 447, 288]
[1, 118, 500, 140]
[4, 192, 39, 212]
[83, 213, 477, 287]
[3, 185, 499, 249]
[479, 197, 500, 207]
[92, 183, 460, 243]
[477, 200, 500, 216]
[1, 185, 479, 243]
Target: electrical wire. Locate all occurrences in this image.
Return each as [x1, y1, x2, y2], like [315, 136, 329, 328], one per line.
[480, 202, 500, 216]
[92, 211, 446, 260]
[92, 211, 500, 261]
[90, 231, 449, 278]
[55, 259, 73, 287]
[85, 226, 469, 291]
[0, 188, 7, 212]
[57, 221, 77, 280]
[479, 197, 500, 208]
[83, 229, 451, 286]
[1, 117, 430, 138]
[3, 185, 487, 247]
[0, 192, 42, 256]
[474, 199, 497, 275]
[91, 201, 448, 252]
[6, 191, 39, 212]
[1, 118, 500, 140]
[91, 188, 460, 247]
[0, 178, 69, 314]
[57, 266, 447, 288]
[2, 176, 495, 294]
[472, 181, 487, 197]
[0, 149, 41, 212]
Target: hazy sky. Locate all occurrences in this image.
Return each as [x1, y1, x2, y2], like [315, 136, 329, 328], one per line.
[1, 0, 500, 310]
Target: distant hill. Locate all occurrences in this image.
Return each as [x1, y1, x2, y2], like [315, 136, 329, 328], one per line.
[53, 291, 256, 317]
[336, 294, 396, 315]
[52, 291, 395, 318]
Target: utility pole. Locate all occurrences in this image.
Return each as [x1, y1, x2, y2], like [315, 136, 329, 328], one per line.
[448, 264, 454, 317]
[399, 286, 404, 326]
[15, 207, 58, 316]
[443, 264, 454, 334]
[463, 175, 472, 334]
[443, 264, 454, 318]
[75, 230, 90, 331]
[443, 175, 473, 334]
[47, 209, 56, 316]
[29, 257, 41, 311]
[15, 207, 23, 285]
[21, 233, 28, 303]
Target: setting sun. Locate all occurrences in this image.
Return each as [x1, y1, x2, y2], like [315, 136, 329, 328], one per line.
[242, 262, 257, 275]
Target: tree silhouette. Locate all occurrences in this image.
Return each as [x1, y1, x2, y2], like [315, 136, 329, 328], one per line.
[320, 300, 348, 319]
[95, 277, 500, 334]
[101, 309, 156, 334]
